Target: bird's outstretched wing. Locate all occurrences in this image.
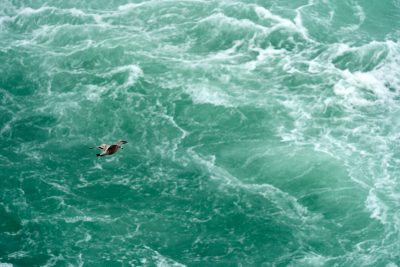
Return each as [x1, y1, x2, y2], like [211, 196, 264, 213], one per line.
[115, 140, 128, 145]
[89, 144, 109, 151]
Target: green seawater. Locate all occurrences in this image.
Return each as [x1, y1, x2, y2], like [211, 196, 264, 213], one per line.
[1, 0, 400, 266]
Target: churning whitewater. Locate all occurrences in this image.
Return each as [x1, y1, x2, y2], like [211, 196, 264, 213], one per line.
[1, 0, 400, 266]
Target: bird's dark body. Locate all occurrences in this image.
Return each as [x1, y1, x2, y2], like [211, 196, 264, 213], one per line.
[92, 140, 127, 157]
[107, 145, 119, 155]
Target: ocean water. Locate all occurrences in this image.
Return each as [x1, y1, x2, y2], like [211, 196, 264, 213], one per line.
[1, 0, 400, 266]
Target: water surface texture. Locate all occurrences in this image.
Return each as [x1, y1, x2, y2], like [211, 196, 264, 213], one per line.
[1, 0, 400, 266]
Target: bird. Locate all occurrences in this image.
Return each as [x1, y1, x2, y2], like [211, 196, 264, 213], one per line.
[90, 140, 128, 157]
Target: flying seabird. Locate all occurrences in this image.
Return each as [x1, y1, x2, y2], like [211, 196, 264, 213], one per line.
[90, 140, 128, 157]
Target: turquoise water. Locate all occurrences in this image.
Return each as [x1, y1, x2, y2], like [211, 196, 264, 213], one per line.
[1, 0, 400, 266]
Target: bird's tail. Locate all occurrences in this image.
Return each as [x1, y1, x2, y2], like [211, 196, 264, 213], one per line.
[96, 154, 102, 157]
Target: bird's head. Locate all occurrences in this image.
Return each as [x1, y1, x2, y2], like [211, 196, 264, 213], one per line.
[99, 144, 108, 149]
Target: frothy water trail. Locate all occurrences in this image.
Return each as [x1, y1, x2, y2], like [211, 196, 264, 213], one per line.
[1, 0, 400, 266]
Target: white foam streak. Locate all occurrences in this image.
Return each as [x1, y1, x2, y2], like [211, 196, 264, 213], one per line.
[353, 2, 366, 24]
[254, 6, 295, 29]
[17, 6, 94, 19]
[107, 65, 143, 87]
[185, 84, 234, 107]
[293, 0, 315, 41]
[245, 45, 285, 71]
[17, 6, 54, 15]
[143, 246, 186, 267]
[117, 2, 147, 12]
[331, 41, 400, 106]
[198, 12, 267, 32]
[365, 190, 388, 224]
[333, 72, 372, 107]
[254, 4, 312, 43]
[288, 252, 328, 267]
[340, 1, 366, 31]
[189, 149, 320, 224]
[160, 113, 188, 160]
